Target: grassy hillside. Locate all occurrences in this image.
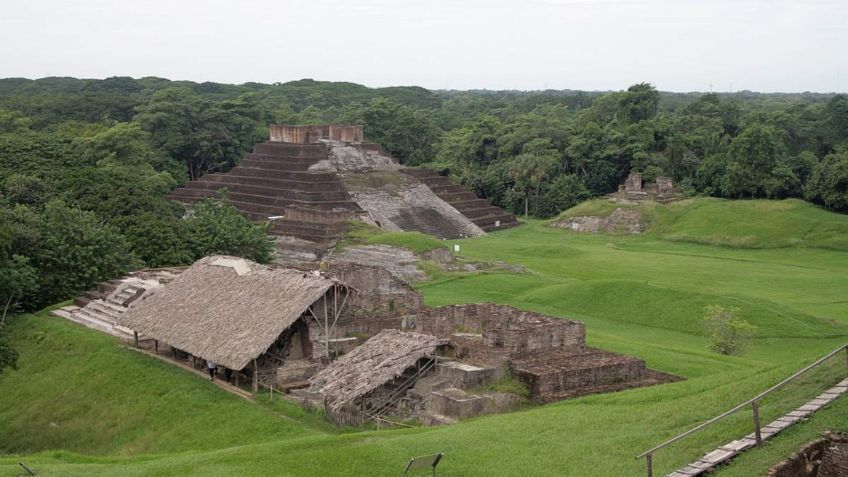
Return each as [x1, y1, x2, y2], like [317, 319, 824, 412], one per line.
[556, 197, 848, 250]
[0, 309, 335, 457]
[2, 207, 847, 476]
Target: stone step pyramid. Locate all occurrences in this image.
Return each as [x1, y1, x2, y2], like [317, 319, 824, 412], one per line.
[166, 125, 520, 253]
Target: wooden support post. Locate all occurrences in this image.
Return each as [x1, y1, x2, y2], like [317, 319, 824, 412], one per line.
[324, 294, 330, 359]
[645, 453, 653, 477]
[192, 355, 196, 369]
[154, 340, 158, 355]
[133, 331, 139, 348]
[752, 400, 762, 447]
[252, 359, 258, 393]
[235, 369, 240, 386]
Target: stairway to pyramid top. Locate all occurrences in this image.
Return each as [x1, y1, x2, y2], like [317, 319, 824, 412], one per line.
[269, 124, 363, 144]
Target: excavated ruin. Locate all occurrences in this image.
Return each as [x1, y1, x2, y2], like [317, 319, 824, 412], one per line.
[166, 125, 519, 261]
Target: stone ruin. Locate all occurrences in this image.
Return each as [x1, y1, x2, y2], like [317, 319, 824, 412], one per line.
[166, 125, 520, 264]
[292, 275, 679, 425]
[766, 431, 848, 477]
[615, 172, 681, 202]
[54, 259, 679, 428]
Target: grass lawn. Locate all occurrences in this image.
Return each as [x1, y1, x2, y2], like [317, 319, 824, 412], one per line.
[1, 199, 847, 476]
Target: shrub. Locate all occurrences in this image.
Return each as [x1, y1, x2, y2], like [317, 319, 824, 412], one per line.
[703, 305, 757, 356]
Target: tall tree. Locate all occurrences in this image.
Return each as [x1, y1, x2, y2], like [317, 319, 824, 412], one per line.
[508, 154, 557, 217]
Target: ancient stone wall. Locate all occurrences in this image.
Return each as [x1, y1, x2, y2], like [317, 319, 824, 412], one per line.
[625, 172, 643, 192]
[269, 124, 363, 144]
[326, 262, 423, 317]
[415, 303, 585, 355]
[511, 350, 647, 402]
[332, 314, 407, 339]
[328, 125, 363, 143]
[656, 176, 674, 196]
[819, 441, 848, 477]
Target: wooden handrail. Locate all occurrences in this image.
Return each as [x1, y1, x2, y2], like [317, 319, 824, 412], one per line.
[636, 343, 848, 476]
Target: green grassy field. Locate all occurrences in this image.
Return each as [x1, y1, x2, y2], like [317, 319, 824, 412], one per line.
[1, 198, 847, 476]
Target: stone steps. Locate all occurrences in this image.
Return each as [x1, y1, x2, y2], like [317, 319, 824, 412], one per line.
[167, 140, 358, 245]
[399, 167, 520, 233]
[668, 377, 848, 477]
[252, 142, 327, 156]
[174, 185, 355, 206]
[197, 173, 346, 191]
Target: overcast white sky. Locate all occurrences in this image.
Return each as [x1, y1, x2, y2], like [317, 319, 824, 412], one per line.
[1, 0, 846, 93]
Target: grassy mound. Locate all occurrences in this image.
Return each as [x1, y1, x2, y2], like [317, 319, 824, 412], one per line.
[0, 311, 332, 456]
[554, 198, 848, 250]
[337, 221, 448, 254]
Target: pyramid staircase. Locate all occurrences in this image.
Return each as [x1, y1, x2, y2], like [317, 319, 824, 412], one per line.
[166, 131, 521, 251]
[400, 168, 520, 232]
[166, 142, 362, 247]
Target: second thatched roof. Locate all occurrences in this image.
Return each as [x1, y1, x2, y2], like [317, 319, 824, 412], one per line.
[119, 255, 340, 370]
[309, 329, 448, 411]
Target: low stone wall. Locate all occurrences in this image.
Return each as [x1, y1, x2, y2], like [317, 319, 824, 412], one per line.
[511, 349, 647, 402]
[326, 262, 423, 317]
[430, 389, 522, 419]
[416, 303, 585, 356]
[332, 314, 407, 339]
[551, 208, 643, 234]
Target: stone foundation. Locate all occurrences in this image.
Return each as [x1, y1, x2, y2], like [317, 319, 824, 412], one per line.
[511, 349, 647, 402]
[436, 361, 497, 389]
[429, 388, 522, 420]
[416, 303, 585, 356]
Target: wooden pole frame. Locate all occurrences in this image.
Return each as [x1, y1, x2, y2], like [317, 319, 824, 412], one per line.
[306, 284, 352, 360]
[252, 359, 258, 393]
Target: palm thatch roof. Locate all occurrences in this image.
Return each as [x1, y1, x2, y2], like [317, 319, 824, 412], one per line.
[119, 255, 340, 370]
[309, 329, 448, 410]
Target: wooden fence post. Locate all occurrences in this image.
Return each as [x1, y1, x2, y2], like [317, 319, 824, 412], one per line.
[752, 400, 762, 447]
[645, 453, 653, 477]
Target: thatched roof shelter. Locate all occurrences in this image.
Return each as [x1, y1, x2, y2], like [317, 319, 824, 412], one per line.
[310, 329, 448, 410]
[119, 255, 342, 370]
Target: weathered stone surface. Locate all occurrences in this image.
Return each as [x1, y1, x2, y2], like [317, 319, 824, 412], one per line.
[313, 141, 402, 172]
[276, 359, 321, 389]
[511, 348, 647, 402]
[326, 261, 423, 318]
[819, 441, 848, 477]
[346, 179, 485, 239]
[436, 361, 497, 389]
[551, 207, 644, 234]
[330, 244, 425, 283]
[427, 388, 520, 420]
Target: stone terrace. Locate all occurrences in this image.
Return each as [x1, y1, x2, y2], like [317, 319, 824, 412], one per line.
[166, 125, 520, 255]
[167, 141, 361, 247]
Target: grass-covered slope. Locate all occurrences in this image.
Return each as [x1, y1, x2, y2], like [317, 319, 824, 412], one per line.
[556, 197, 848, 250]
[0, 310, 332, 456]
[337, 221, 447, 254]
[2, 203, 848, 476]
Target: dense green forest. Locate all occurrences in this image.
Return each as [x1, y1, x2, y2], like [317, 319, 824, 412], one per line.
[0, 76, 847, 374]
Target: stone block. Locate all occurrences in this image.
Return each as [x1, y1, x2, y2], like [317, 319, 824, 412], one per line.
[437, 361, 497, 389]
